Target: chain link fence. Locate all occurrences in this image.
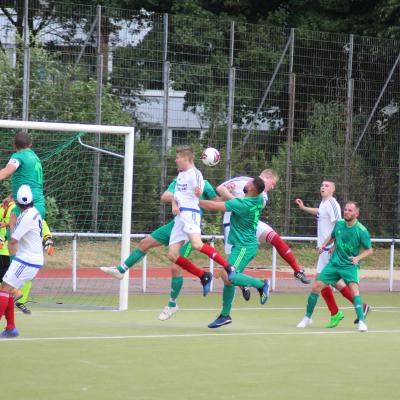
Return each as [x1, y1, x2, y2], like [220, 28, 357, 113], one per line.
[1, 1, 400, 237]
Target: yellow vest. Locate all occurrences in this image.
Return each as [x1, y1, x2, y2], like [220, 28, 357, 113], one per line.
[0, 201, 16, 256]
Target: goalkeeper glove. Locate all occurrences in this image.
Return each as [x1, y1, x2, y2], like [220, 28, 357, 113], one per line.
[43, 237, 55, 256]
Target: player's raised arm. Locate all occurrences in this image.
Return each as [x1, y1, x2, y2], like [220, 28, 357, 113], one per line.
[199, 199, 227, 212]
[295, 198, 318, 216]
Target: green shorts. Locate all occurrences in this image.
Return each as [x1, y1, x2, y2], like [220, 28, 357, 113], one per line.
[317, 262, 360, 285]
[150, 220, 192, 257]
[228, 245, 258, 273]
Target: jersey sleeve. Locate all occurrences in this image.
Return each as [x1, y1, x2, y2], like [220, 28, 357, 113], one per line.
[166, 179, 177, 193]
[11, 216, 31, 241]
[360, 229, 372, 249]
[327, 200, 341, 223]
[202, 181, 217, 200]
[195, 168, 204, 191]
[7, 158, 20, 169]
[225, 198, 245, 215]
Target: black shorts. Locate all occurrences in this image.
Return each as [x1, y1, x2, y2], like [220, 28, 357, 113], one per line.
[0, 255, 10, 281]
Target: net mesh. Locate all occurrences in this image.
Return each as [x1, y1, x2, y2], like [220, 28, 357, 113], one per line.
[0, 127, 127, 309]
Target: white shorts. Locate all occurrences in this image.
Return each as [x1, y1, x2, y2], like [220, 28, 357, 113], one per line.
[169, 210, 201, 245]
[224, 220, 276, 255]
[3, 259, 41, 289]
[316, 248, 332, 273]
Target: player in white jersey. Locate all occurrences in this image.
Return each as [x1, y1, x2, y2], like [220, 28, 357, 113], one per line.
[0, 185, 43, 338]
[295, 181, 370, 328]
[167, 146, 233, 296]
[217, 169, 310, 302]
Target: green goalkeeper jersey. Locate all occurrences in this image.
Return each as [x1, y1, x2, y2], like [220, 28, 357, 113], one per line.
[330, 219, 372, 268]
[225, 195, 264, 248]
[9, 149, 45, 214]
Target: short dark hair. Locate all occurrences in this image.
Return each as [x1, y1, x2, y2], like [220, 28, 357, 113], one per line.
[14, 131, 32, 150]
[251, 176, 265, 194]
[346, 201, 360, 212]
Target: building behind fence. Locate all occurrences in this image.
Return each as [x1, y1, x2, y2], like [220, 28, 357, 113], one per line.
[0, 2, 400, 237]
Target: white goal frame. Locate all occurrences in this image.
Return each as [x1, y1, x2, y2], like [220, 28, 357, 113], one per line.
[0, 119, 134, 311]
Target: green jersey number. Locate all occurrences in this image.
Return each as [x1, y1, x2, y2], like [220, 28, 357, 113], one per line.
[35, 162, 43, 185]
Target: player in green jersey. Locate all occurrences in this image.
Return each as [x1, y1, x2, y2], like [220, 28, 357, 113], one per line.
[297, 201, 373, 332]
[100, 178, 219, 319]
[0, 132, 54, 314]
[199, 176, 270, 328]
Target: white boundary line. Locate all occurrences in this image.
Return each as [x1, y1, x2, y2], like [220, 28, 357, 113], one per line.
[26, 305, 400, 313]
[2, 330, 400, 342]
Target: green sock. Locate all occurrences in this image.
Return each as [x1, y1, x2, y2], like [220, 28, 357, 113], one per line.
[168, 276, 183, 307]
[306, 292, 320, 318]
[232, 273, 264, 289]
[221, 285, 235, 316]
[9, 255, 15, 262]
[118, 248, 146, 273]
[19, 281, 33, 304]
[353, 295, 364, 321]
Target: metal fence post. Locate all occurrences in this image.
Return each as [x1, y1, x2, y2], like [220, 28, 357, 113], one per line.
[22, 0, 30, 122]
[209, 236, 215, 292]
[225, 21, 235, 181]
[92, 5, 103, 232]
[142, 255, 147, 293]
[284, 29, 295, 233]
[72, 234, 78, 292]
[271, 247, 277, 291]
[343, 34, 354, 202]
[160, 13, 170, 224]
[389, 240, 395, 292]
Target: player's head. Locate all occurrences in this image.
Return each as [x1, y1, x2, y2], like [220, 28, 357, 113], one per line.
[14, 131, 33, 151]
[320, 181, 335, 198]
[344, 201, 359, 222]
[243, 176, 265, 196]
[259, 169, 279, 192]
[17, 184, 34, 210]
[175, 146, 194, 170]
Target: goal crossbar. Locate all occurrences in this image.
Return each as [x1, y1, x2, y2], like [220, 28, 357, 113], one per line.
[0, 119, 134, 310]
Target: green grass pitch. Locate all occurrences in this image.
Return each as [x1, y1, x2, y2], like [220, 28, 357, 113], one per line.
[1, 292, 400, 400]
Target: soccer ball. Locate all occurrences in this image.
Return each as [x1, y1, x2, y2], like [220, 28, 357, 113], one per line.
[201, 147, 221, 167]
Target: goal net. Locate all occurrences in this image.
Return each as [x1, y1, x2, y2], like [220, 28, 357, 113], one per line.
[0, 120, 134, 310]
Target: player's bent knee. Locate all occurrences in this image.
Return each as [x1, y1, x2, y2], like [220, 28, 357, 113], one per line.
[138, 235, 159, 252]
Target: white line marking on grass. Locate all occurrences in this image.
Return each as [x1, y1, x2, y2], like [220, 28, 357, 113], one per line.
[134, 306, 400, 312]
[27, 306, 400, 314]
[2, 330, 400, 342]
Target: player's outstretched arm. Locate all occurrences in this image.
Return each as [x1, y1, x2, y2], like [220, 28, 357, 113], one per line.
[0, 164, 17, 180]
[199, 199, 227, 212]
[295, 198, 318, 215]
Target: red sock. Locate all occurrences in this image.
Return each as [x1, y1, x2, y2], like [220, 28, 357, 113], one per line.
[340, 286, 354, 304]
[200, 244, 230, 268]
[5, 297, 15, 330]
[321, 286, 339, 315]
[0, 290, 10, 319]
[268, 232, 301, 273]
[175, 256, 204, 278]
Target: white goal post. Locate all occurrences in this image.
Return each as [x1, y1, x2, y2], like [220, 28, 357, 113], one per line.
[0, 119, 134, 311]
